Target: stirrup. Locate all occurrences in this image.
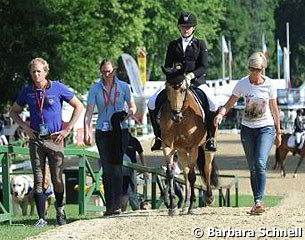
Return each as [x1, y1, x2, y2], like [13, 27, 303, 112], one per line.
[205, 138, 217, 152]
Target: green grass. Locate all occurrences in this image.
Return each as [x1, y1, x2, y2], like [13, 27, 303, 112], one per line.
[0, 204, 97, 240]
[0, 195, 283, 240]
[229, 195, 282, 208]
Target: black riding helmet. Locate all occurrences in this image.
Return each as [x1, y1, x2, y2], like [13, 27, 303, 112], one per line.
[177, 12, 197, 26]
[297, 109, 303, 116]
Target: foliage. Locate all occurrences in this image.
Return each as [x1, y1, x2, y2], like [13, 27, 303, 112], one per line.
[0, 0, 224, 109]
[1, 0, 305, 109]
[208, 0, 278, 80]
[275, 0, 305, 87]
[0, 0, 62, 111]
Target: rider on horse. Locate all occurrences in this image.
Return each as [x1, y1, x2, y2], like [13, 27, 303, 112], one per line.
[294, 108, 304, 150]
[147, 12, 219, 152]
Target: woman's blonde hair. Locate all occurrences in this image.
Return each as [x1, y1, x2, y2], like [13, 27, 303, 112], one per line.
[248, 52, 267, 69]
[28, 57, 50, 74]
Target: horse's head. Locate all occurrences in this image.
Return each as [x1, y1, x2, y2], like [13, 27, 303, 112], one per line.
[162, 66, 188, 123]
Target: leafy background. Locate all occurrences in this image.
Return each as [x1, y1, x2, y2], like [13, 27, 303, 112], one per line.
[0, 0, 304, 111]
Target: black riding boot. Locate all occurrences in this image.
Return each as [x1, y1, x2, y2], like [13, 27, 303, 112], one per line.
[149, 109, 162, 151]
[205, 111, 217, 152]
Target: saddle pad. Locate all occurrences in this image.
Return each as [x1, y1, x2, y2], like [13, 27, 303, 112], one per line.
[190, 91, 205, 125]
[287, 135, 305, 149]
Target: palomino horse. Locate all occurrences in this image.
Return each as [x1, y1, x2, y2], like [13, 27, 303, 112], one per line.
[274, 132, 305, 177]
[159, 67, 218, 216]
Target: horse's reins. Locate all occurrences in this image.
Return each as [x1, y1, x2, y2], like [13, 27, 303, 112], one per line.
[168, 79, 188, 113]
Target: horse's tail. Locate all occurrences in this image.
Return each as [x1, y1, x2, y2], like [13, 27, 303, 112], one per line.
[197, 147, 219, 187]
[273, 146, 280, 170]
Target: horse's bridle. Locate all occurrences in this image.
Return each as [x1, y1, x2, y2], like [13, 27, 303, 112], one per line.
[167, 79, 188, 123]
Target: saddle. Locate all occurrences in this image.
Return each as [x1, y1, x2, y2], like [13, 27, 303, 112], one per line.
[189, 86, 210, 115]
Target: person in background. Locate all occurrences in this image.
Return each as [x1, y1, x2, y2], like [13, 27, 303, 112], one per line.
[294, 109, 304, 151]
[147, 11, 218, 152]
[214, 52, 281, 215]
[10, 57, 84, 226]
[84, 59, 136, 216]
[0, 114, 8, 145]
[121, 133, 149, 211]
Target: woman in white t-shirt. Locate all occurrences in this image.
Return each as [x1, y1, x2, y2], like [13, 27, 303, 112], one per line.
[214, 52, 282, 215]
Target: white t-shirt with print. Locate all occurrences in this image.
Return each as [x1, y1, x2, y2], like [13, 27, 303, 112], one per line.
[232, 75, 277, 128]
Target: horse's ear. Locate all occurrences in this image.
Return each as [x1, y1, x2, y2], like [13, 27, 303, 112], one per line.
[161, 66, 185, 77]
[161, 66, 173, 76]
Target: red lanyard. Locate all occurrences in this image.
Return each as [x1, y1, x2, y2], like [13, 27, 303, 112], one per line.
[34, 89, 46, 123]
[102, 83, 118, 112]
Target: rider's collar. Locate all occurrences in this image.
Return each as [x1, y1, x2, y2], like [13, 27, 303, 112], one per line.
[181, 35, 193, 42]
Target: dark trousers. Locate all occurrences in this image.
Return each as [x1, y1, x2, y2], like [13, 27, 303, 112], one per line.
[95, 129, 129, 211]
[122, 170, 140, 210]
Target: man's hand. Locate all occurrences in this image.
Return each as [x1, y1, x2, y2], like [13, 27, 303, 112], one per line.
[143, 172, 149, 181]
[83, 134, 92, 146]
[23, 125, 37, 139]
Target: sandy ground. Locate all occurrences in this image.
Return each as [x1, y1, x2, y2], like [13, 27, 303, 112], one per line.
[27, 133, 305, 240]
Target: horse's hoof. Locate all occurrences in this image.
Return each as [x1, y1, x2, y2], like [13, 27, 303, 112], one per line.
[188, 209, 195, 215]
[206, 196, 215, 206]
[293, 174, 297, 178]
[181, 207, 188, 214]
[168, 208, 179, 216]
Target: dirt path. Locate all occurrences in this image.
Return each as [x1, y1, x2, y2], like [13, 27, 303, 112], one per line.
[27, 133, 305, 240]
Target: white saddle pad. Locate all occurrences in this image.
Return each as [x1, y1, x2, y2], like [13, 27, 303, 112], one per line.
[287, 135, 305, 149]
[190, 91, 205, 125]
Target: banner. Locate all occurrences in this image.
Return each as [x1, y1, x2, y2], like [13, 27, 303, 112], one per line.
[277, 43, 283, 65]
[283, 47, 291, 88]
[121, 53, 143, 97]
[137, 48, 147, 87]
[222, 36, 229, 53]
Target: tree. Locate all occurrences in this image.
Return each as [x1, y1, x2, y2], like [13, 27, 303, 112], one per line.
[0, 0, 225, 110]
[208, 0, 277, 80]
[0, 0, 62, 111]
[275, 0, 305, 86]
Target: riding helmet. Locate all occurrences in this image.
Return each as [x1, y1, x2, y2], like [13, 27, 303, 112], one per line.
[177, 12, 197, 26]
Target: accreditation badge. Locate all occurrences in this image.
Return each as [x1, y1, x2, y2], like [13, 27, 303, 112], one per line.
[39, 123, 49, 137]
[101, 121, 110, 131]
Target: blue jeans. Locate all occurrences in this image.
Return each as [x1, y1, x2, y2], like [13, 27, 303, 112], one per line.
[240, 125, 275, 203]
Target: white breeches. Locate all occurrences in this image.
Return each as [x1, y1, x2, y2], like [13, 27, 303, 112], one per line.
[295, 132, 303, 145]
[147, 85, 165, 110]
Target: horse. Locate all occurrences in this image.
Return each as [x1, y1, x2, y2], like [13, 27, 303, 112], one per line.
[159, 67, 218, 216]
[274, 132, 305, 177]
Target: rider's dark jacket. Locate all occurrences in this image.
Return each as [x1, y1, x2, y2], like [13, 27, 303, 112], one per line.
[295, 116, 304, 133]
[164, 37, 208, 87]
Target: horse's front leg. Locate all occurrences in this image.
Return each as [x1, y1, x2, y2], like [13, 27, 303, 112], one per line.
[163, 146, 178, 216]
[204, 151, 215, 205]
[188, 168, 196, 214]
[180, 150, 196, 214]
[293, 156, 304, 178]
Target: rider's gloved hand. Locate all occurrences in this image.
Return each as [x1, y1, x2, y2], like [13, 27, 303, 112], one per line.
[184, 72, 195, 85]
